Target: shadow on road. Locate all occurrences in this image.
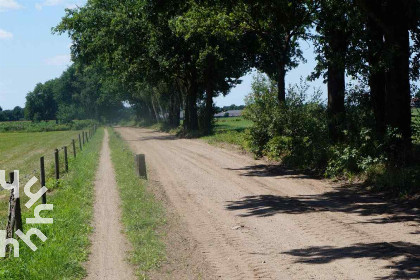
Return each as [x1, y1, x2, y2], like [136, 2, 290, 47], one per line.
[225, 164, 316, 179]
[226, 189, 419, 224]
[283, 242, 420, 279]
[225, 163, 419, 225]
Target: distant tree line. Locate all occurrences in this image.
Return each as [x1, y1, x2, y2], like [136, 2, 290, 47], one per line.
[25, 64, 124, 123]
[0, 106, 24, 122]
[215, 105, 245, 113]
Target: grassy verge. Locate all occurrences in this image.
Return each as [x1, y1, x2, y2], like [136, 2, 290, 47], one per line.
[0, 120, 97, 133]
[0, 128, 103, 279]
[108, 128, 165, 279]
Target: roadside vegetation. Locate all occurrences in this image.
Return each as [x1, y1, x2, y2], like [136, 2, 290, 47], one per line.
[242, 76, 419, 196]
[108, 128, 165, 278]
[0, 128, 103, 279]
[0, 119, 97, 133]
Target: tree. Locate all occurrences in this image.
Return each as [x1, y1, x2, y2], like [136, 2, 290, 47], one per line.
[227, 0, 317, 102]
[357, 0, 418, 159]
[171, 1, 249, 133]
[25, 83, 57, 121]
[312, 0, 357, 142]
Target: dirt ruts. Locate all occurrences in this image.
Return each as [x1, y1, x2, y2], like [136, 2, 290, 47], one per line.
[117, 127, 419, 280]
[86, 129, 135, 280]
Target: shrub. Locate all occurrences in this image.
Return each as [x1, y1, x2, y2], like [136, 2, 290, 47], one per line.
[243, 74, 328, 169]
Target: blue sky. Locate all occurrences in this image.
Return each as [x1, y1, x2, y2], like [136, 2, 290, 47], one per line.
[0, 0, 326, 110]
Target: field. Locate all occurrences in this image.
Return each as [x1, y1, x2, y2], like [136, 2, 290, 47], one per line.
[0, 129, 103, 279]
[0, 130, 86, 228]
[201, 117, 252, 147]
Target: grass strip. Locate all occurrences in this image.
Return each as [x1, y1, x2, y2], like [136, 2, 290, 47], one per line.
[0, 128, 104, 279]
[108, 127, 165, 279]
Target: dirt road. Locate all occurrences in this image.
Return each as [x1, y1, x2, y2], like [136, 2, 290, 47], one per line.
[117, 127, 419, 280]
[86, 129, 135, 280]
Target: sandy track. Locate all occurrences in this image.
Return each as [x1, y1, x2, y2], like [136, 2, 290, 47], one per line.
[86, 129, 135, 280]
[117, 127, 419, 280]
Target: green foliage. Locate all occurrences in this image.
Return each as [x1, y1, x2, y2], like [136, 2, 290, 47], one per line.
[108, 128, 165, 276]
[25, 64, 123, 123]
[0, 119, 97, 133]
[413, 108, 420, 145]
[326, 128, 386, 177]
[366, 163, 420, 196]
[243, 74, 328, 169]
[0, 106, 24, 122]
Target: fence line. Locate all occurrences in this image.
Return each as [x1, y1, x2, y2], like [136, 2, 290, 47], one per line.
[3, 125, 98, 254]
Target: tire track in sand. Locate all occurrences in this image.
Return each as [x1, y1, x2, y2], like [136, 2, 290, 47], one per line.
[86, 129, 135, 280]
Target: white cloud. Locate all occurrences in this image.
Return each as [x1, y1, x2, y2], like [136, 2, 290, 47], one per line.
[35, 0, 63, 10]
[0, 0, 22, 12]
[0, 28, 13, 39]
[45, 54, 71, 66]
[35, 0, 83, 10]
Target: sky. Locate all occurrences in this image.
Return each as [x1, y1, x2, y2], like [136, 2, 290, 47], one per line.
[0, 0, 326, 110]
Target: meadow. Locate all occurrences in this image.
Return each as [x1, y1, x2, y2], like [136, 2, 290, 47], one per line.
[201, 117, 252, 147]
[0, 128, 102, 279]
[0, 129, 88, 231]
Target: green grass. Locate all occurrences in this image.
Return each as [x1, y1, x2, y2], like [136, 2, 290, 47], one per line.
[0, 130, 86, 177]
[109, 128, 165, 279]
[0, 128, 103, 279]
[0, 119, 97, 133]
[0, 130, 91, 227]
[201, 117, 252, 147]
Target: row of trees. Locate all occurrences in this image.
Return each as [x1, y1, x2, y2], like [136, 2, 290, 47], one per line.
[25, 64, 123, 123]
[0, 106, 24, 122]
[54, 0, 419, 162]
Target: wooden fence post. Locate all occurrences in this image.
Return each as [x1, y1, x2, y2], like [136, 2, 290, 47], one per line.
[79, 134, 82, 151]
[86, 131, 89, 143]
[64, 146, 68, 173]
[10, 172, 22, 232]
[135, 154, 147, 179]
[55, 148, 59, 180]
[72, 139, 76, 158]
[82, 132, 85, 145]
[40, 156, 46, 204]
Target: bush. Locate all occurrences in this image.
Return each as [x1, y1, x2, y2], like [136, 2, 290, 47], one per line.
[243, 74, 328, 169]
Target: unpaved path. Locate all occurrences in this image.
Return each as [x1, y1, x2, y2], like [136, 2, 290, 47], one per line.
[86, 129, 135, 280]
[117, 127, 419, 280]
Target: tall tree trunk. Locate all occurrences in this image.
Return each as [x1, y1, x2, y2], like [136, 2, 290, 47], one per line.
[277, 63, 286, 103]
[203, 56, 215, 135]
[366, 9, 387, 138]
[151, 98, 160, 122]
[326, 25, 346, 142]
[183, 70, 199, 131]
[168, 90, 180, 127]
[383, 1, 412, 158]
[204, 84, 214, 135]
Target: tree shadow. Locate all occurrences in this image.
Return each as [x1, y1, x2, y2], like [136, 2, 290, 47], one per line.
[283, 242, 420, 279]
[123, 133, 177, 141]
[226, 189, 419, 224]
[225, 164, 316, 179]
